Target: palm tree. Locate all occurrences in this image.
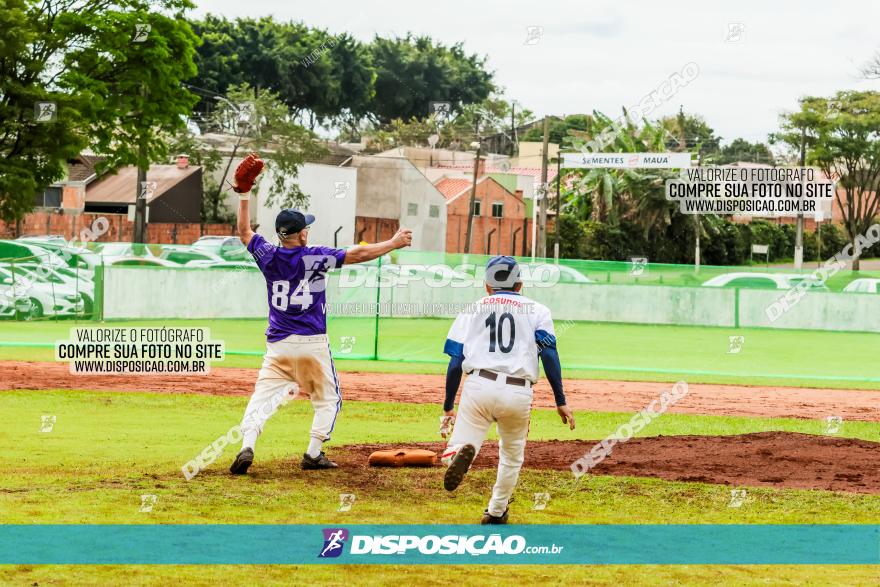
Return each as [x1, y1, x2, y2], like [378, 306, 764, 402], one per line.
[563, 110, 680, 232]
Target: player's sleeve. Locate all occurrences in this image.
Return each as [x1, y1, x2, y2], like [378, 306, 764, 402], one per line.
[535, 305, 567, 407]
[303, 246, 347, 273]
[247, 233, 275, 269]
[442, 314, 468, 411]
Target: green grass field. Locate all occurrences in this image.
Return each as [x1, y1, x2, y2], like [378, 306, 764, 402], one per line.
[1, 388, 878, 585]
[3, 317, 879, 389]
[2, 314, 879, 584]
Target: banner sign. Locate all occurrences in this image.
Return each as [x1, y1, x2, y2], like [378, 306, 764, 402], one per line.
[1, 525, 877, 565]
[562, 152, 693, 169]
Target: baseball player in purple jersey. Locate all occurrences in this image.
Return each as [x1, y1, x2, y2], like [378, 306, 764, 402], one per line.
[229, 162, 412, 473]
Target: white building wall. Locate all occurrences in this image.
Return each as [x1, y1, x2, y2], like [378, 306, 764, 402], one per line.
[398, 164, 448, 252]
[219, 161, 357, 249]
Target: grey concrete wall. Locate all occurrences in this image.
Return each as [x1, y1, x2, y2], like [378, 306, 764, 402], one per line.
[352, 156, 448, 252]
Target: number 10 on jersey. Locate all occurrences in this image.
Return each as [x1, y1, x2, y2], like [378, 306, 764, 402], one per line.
[485, 311, 515, 353]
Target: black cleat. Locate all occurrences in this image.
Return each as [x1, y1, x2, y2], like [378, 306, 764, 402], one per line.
[444, 443, 476, 491]
[301, 452, 338, 470]
[230, 448, 254, 475]
[480, 508, 510, 525]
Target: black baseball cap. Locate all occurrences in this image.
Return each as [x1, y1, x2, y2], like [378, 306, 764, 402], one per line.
[485, 255, 521, 289]
[275, 209, 315, 237]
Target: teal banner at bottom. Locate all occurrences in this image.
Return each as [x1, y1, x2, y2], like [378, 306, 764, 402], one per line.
[1, 525, 877, 565]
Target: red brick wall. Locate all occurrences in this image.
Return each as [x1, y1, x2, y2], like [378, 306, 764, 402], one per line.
[445, 180, 532, 255]
[0, 211, 234, 244]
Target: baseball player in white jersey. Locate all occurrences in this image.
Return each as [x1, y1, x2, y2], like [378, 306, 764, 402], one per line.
[440, 256, 575, 524]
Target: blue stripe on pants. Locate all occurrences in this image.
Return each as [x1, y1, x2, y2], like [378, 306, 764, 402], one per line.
[326, 344, 342, 438]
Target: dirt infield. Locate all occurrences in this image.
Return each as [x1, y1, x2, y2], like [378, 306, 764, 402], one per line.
[340, 432, 880, 494]
[2, 360, 878, 422]
[5, 361, 878, 494]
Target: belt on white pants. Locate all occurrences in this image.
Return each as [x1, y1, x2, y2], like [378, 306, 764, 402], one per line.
[471, 368, 532, 388]
[275, 333, 329, 344]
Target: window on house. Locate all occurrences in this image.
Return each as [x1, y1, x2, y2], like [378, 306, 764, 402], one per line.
[407, 203, 418, 216]
[34, 187, 62, 208]
[491, 202, 503, 218]
[472, 200, 481, 216]
[429, 204, 440, 218]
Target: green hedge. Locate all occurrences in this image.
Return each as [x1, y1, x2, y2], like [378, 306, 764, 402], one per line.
[551, 214, 865, 265]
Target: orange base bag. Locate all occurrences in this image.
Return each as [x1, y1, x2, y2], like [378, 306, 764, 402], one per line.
[368, 449, 438, 467]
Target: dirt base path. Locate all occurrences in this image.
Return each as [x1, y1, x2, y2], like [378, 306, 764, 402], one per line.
[1, 361, 878, 422]
[340, 432, 880, 494]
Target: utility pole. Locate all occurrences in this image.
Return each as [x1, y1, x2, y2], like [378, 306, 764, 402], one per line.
[694, 153, 701, 271]
[794, 127, 806, 269]
[464, 116, 482, 254]
[537, 116, 549, 258]
[554, 154, 561, 261]
[133, 83, 149, 243]
[134, 149, 148, 243]
[510, 102, 517, 157]
[674, 109, 699, 269]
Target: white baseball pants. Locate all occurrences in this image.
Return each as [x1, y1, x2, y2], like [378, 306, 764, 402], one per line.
[239, 334, 342, 446]
[445, 373, 533, 517]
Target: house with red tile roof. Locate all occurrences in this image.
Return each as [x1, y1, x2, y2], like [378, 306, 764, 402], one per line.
[435, 174, 532, 255]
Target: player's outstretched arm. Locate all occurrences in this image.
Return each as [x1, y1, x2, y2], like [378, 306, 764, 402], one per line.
[343, 228, 412, 265]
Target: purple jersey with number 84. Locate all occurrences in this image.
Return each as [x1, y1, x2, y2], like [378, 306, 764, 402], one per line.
[247, 233, 346, 341]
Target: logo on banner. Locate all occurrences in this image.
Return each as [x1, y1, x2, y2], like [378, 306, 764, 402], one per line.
[319, 528, 349, 558]
[563, 152, 692, 169]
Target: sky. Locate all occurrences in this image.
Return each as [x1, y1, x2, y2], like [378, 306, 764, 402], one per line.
[193, 0, 880, 146]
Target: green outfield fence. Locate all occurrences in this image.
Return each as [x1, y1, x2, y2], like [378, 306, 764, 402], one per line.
[3, 243, 880, 386]
[4, 245, 880, 328]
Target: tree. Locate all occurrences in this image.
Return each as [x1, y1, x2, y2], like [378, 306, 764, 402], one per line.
[355, 94, 530, 153]
[660, 109, 720, 161]
[441, 95, 530, 144]
[189, 15, 242, 99]
[0, 0, 198, 232]
[65, 6, 199, 240]
[272, 24, 374, 128]
[67, 8, 199, 170]
[368, 35, 494, 123]
[0, 0, 87, 224]
[167, 126, 225, 222]
[715, 138, 775, 165]
[861, 50, 880, 80]
[564, 111, 676, 226]
[777, 91, 880, 270]
[213, 84, 327, 209]
[521, 114, 590, 144]
[190, 20, 493, 129]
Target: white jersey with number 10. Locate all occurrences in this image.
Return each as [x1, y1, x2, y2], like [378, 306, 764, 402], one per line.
[444, 291, 555, 383]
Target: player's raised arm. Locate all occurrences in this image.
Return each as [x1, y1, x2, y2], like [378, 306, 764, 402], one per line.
[232, 153, 265, 247]
[236, 196, 254, 247]
[343, 228, 412, 264]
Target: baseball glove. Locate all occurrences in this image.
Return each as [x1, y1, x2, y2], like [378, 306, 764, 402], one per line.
[232, 152, 264, 193]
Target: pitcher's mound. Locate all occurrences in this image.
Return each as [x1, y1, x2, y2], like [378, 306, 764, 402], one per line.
[341, 432, 880, 494]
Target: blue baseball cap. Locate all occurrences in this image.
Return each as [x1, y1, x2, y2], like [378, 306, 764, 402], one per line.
[485, 256, 521, 289]
[275, 209, 315, 237]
